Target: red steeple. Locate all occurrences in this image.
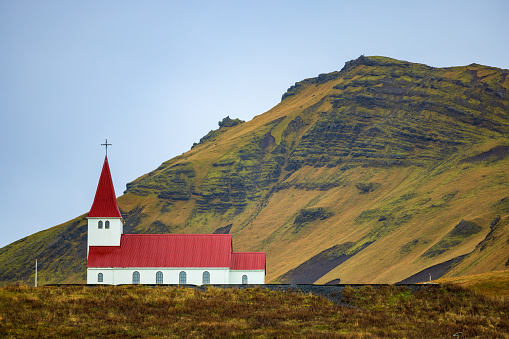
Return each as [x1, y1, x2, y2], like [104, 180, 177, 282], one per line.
[88, 156, 122, 218]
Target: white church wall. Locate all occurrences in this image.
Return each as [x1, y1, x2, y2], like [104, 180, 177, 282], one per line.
[87, 268, 114, 284]
[229, 270, 265, 284]
[88, 267, 231, 285]
[87, 218, 123, 254]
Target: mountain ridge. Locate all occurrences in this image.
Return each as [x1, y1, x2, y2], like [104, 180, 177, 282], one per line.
[1, 55, 508, 286]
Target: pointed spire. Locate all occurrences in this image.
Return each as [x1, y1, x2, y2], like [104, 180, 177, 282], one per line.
[88, 156, 122, 218]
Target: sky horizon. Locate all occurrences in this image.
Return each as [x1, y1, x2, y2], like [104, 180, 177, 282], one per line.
[1, 0, 509, 249]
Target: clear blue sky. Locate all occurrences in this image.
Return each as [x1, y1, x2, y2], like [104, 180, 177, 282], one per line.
[1, 0, 508, 248]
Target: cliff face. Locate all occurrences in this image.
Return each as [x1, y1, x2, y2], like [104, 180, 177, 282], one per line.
[2, 56, 509, 285]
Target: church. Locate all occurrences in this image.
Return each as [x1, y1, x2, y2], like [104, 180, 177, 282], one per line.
[86, 154, 266, 285]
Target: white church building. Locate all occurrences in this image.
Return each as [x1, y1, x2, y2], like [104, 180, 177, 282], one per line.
[86, 155, 266, 285]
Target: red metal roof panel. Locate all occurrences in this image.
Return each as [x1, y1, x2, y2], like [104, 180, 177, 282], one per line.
[230, 252, 266, 270]
[88, 156, 122, 218]
[87, 234, 233, 268]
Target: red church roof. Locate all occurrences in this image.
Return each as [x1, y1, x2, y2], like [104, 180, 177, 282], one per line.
[88, 156, 122, 218]
[231, 252, 266, 271]
[87, 234, 234, 268]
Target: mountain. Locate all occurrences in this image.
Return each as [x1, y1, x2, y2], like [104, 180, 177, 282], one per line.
[1, 56, 509, 286]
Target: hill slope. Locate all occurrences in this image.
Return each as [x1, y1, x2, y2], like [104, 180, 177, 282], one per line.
[1, 56, 509, 285]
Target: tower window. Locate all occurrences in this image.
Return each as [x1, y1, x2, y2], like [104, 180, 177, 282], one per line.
[105, 221, 110, 229]
[156, 271, 163, 284]
[202, 271, 210, 285]
[98, 220, 103, 229]
[242, 275, 248, 285]
[98, 273, 103, 283]
[133, 271, 140, 284]
[179, 271, 187, 284]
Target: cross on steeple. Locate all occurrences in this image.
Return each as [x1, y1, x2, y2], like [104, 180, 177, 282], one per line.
[101, 139, 112, 156]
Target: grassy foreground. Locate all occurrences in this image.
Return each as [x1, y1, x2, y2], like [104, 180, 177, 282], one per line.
[1, 282, 508, 338]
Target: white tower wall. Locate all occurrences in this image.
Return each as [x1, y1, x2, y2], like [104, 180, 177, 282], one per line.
[87, 217, 123, 256]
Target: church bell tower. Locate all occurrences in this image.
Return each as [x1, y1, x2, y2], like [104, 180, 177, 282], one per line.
[87, 150, 123, 256]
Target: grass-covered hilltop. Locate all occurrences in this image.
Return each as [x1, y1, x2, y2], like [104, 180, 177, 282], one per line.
[1, 56, 509, 285]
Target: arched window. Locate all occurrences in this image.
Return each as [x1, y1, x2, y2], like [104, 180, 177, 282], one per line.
[202, 271, 210, 285]
[156, 271, 163, 284]
[98, 220, 103, 229]
[242, 275, 248, 285]
[133, 271, 140, 284]
[105, 220, 110, 229]
[179, 271, 187, 284]
[98, 273, 103, 283]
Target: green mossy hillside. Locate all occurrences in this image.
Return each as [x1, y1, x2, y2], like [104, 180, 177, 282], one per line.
[1, 56, 509, 286]
[191, 116, 245, 149]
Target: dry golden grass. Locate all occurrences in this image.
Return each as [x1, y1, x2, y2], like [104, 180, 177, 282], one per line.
[1, 284, 508, 338]
[434, 269, 509, 300]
